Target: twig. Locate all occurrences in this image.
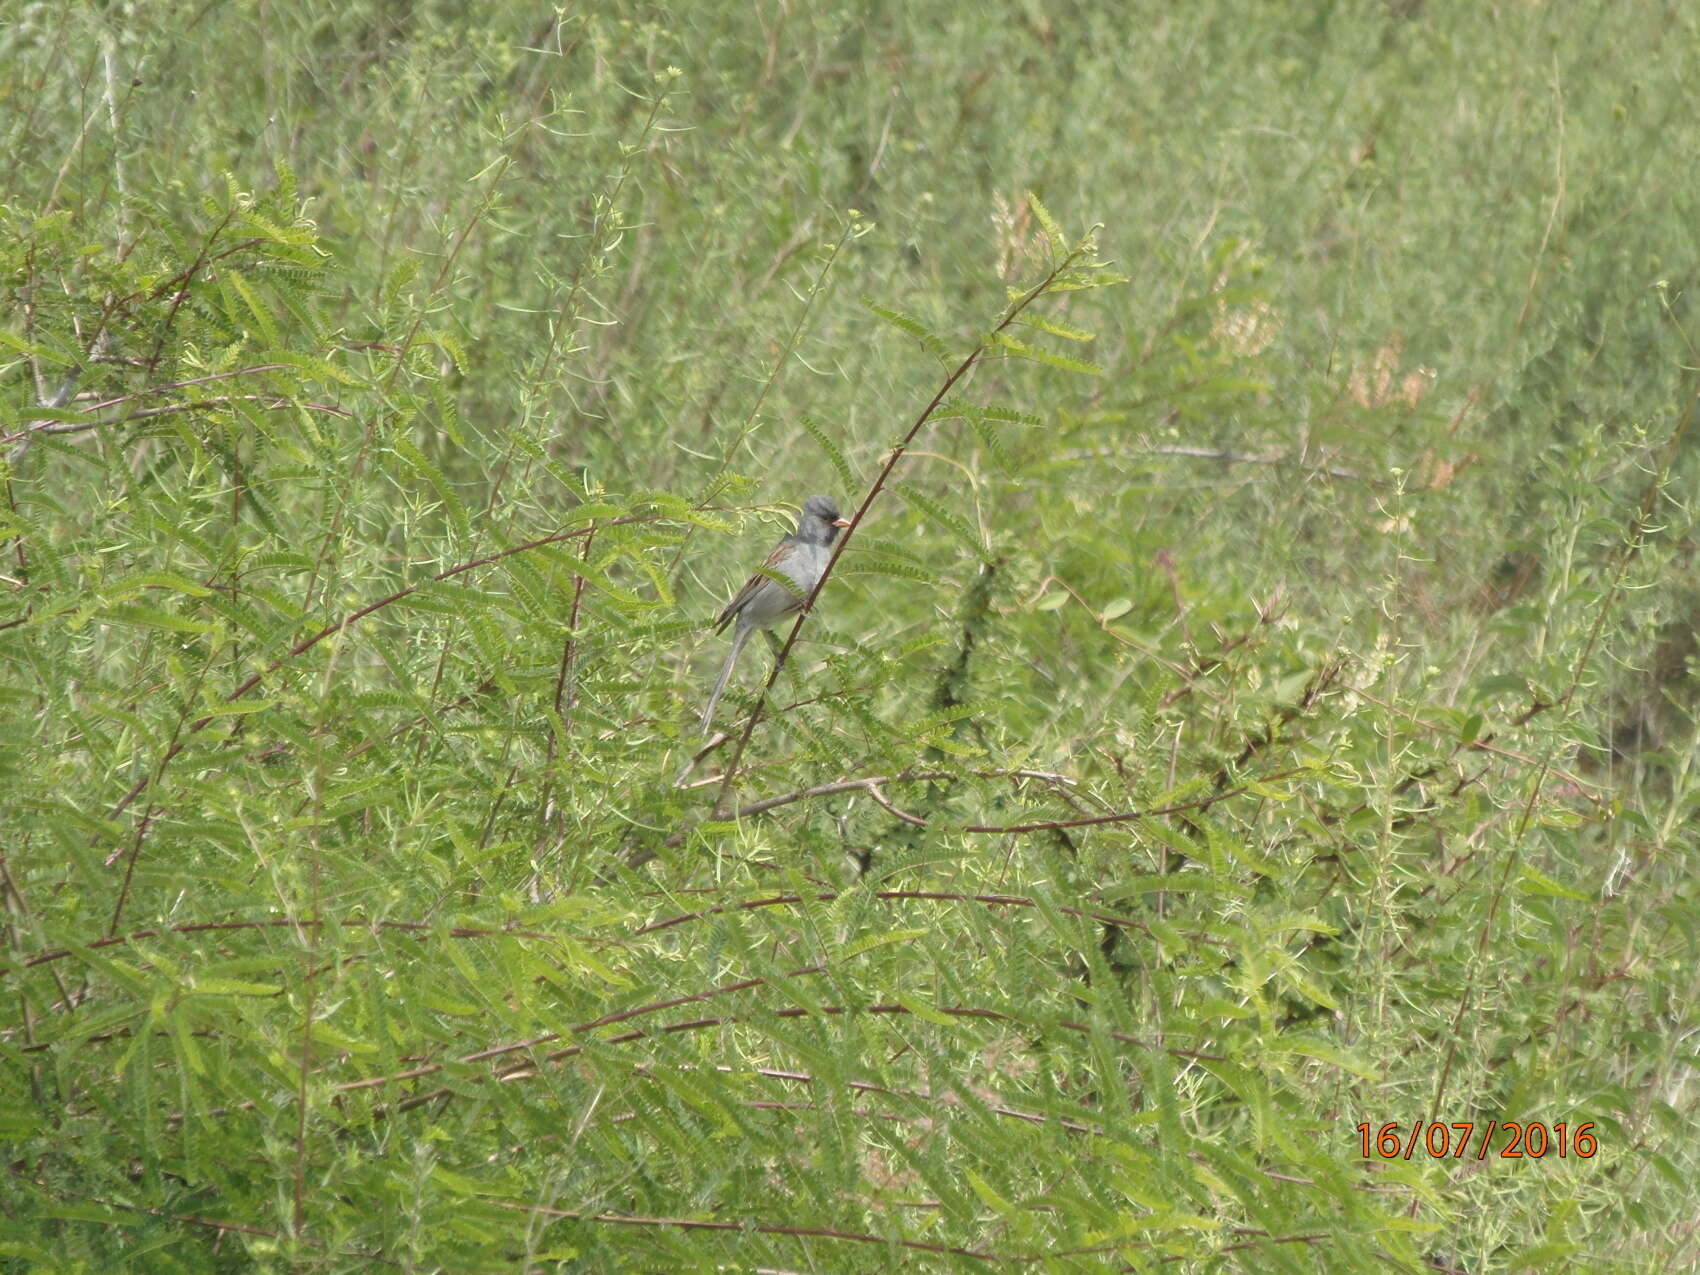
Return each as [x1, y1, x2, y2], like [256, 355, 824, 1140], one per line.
[1429, 372, 1695, 1120]
[99, 511, 676, 829]
[6, 1187, 398, 1265]
[301, 122, 536, 620]
[663, 218, 859, 671]
[632, 767, 1271, 869]
[358, 997, 1229, 1116]
[488, 1200, 1000, 1263]
[712, 243, 1096, 813]
[958, 777, 1280, 836]
[9, 917, 558, 976]
[863, 781, 928, 825]
[1139, 443, 1373, 485]
[724, 767, 1075, 818]
[630, 887, 1229, 948]
[3, 392, 354, 447]
[630, 1058, 1103, 1135]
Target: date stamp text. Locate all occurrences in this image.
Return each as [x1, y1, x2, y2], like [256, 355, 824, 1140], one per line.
[1356, 1121, 1596, 1160]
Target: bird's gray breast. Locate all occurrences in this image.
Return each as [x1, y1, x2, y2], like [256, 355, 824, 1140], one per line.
[780, 539, 831, 591]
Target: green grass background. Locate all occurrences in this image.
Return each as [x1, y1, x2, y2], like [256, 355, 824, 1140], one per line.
[2, 2, 1696, 1270]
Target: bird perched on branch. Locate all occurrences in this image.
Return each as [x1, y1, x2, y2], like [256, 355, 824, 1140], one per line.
[700, 494, 850, 732]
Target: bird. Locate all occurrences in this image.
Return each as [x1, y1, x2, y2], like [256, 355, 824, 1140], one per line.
[700, 494, 851, 732]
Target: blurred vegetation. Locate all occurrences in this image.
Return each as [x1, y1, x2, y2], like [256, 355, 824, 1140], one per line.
[2, 1, 1697, 1270]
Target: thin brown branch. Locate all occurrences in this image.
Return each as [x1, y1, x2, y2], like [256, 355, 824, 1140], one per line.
[1, 393, 353, 445]
[724, 769, 1070, 818]
[1158, 590, 1284, 709]
[628, 1060, 1103, 1136]
[488, 1199, 1001, 1263]
[861, 781, 930, 825]
[315, 973, 1230, 1120]
[299, 136, 530, 622]
[143, 213, 240, 372]
[5, 1185, 398, 1265]
[1430, 379, 1698, 1120]
[9, 917, 557, 977]
[958, 776, 1283, 836]
[637, 767, 1282, 871]
[100, 511, 673, 828]
[630, 887, 1229, 948]
[712, 243, 1096, 812]
[1141, 443, 1372, 485]
[1155, 1231, 1329, 1264]
[551, 522, 596, 742]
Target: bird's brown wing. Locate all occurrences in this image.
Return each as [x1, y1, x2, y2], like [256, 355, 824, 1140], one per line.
[714, 571, 763, 632]
[714, 541, 796, 633]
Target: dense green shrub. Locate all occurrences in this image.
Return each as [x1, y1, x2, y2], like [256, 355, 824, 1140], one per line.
[2, 3, 1695, 1270]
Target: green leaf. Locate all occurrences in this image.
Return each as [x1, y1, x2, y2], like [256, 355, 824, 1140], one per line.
[423, 328, 470, 375]
[895, 481, 991, 564]
[1460, 712, 1483, 746]
[228, 271, 281, 349]
[195, 698, 277, 717]
[897, 996, 960, 1028]
[844, 556, 941, 585]
[1280, 964, 1339, 1011]
[127, 571, 213, 598]
[1518, 864, 1591, 902]
[1025, 190, 1064, 249]
[977, 402, 1045, 428]
[843, 928, 928, 959]
[800, 415, 855, 492]
[864, 299, 952, 361]
[1017, 312, 1095, 343]
[1046, 269, 1130, 293]
[98, 604, 219, 634]
[189, 977, 282, 996]
[1267, 1034, 1378, 1080]
[1509, 1245, 1580, 1271]
[965, 1169, 1016, 1215]
[390, 431, 472, 543]
[988, 330, 1104, 376]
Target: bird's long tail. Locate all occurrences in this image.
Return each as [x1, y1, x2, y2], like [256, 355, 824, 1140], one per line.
[700, 625, 750, 733]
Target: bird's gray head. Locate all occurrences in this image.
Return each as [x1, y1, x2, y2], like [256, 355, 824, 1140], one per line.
[800, 494, 850, 542]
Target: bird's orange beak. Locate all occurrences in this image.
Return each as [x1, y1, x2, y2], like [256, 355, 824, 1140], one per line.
[833, 517, 851, 528]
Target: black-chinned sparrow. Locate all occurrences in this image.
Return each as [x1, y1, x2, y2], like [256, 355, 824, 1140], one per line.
[700, 494, 850, 732]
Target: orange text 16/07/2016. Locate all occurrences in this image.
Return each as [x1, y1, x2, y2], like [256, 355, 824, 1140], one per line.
[1356, 1121, 1597, 1161]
